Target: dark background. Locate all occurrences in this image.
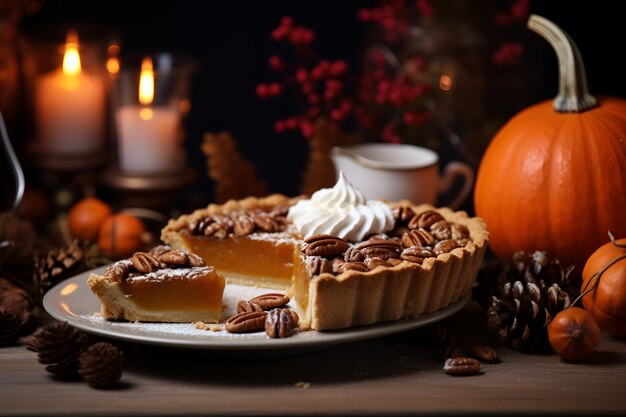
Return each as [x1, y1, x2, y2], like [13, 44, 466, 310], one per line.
[4, 0, 625, 211]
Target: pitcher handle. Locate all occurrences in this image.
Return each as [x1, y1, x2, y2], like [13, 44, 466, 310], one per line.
[438, 162, 474, 210]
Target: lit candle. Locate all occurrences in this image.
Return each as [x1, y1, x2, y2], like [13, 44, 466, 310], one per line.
[34, 31, 106, 155]
[116, 56, 183, 174]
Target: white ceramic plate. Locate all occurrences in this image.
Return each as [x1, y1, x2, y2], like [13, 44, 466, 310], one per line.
[43, 266, 470, 351]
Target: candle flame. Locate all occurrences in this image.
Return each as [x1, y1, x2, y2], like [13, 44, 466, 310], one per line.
[139, 56, 154, 106]
[62, 30, 82, 76]
[106, 44, 121, 75]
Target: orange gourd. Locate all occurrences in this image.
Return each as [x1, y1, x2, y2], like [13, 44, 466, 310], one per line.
[474, 15, 626, 275]
[548, 307, 601, 361]
[580, 233, 626, 336]
[68, 197, 113, 242]
[98, 212, 146, 260]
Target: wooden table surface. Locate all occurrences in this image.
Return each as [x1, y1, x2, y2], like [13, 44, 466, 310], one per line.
[2, 302, 625, 416]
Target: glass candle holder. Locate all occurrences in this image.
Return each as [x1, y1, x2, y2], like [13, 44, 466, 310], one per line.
[113, 53, 196, 175]
[23, 25, 114, 159]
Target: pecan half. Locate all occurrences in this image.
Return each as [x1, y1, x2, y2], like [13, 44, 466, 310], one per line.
[450, 223, 470, 240]
[401, 247, 435, 264]
[364, 257, 390, 270]
[265, 308, 299, 338]
[225, 311, 267, 333]
[356, 239, 401, 260]
[467, 345, 500, 363]
[401, 228, 435, 248]
[433, 239, 459, 256]
[338, 261, 369, 273]
[186, 253, 206, 267]
[408, 210, 444, 230]
[233, 214, 255, 236]
[249, 293, 290, 310]
[237, 300, 264, 314]
[253, 214, 282, 232]
[430, 220, 452, 240]
[443, 357, 481, 376]
[344, 246, 365, 262]
[307, 256, 334, 277]
[393, 206, 416, 225]
[103, 260, 130, 282]
[130, 253, 163, 274]
[193, 216, 230, 237]
[157, 249, 189, 266]
[303, 234, 350, 258]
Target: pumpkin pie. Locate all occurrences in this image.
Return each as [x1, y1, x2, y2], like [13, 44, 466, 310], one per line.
[161, 172, 488, 330]
[88, 246, 225, 323]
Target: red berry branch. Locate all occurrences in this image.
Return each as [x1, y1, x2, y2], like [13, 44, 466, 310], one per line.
[259, 1, 530, 143]
[257, 16, 353, 138]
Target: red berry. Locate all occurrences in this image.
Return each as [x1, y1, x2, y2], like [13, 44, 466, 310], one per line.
[296, 69, 308, 83]
[357, 8, 371, 22]
[274, 120, 285, 133]
[256, 83, 268, 98]
[403, 111, 416, 124]
[329, 60, 348, 76]
[285, 117, 298, 130]
[311, 67, 324, 80]
[271, 28, 287, 41]
[330, 109, 343, 121]
[281, 16, 294, 28]
[300, 120, 314, 138]
[269, 55, 283, 71]
[267, 83, 282, 96]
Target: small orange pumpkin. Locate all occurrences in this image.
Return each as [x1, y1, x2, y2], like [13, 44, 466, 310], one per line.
[98, 212, 146, 260]
[474, 15, 626, 275]
[581, 233, 626, 336]
[68, 197, 113, 242]
[548, 307, 601, 361]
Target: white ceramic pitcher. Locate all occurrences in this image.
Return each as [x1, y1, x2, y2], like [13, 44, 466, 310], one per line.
[331, 143, 474, 209]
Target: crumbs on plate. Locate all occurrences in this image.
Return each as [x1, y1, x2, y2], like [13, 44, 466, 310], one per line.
[195, 321, 223, 332]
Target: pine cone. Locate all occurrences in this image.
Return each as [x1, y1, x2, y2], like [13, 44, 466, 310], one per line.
[0, 310, 21, 346]
[474, 251, 577, 353]
[33, 240, 86, 296]
[79, 342, 124, 388]
[0, 278, 33, 332]
[34, 322, 90, 378]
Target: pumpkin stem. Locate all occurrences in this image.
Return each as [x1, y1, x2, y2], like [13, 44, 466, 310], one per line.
[608, 230, 626, 249]
[572, 253, 626, 307]
[527, 15, 597, 113]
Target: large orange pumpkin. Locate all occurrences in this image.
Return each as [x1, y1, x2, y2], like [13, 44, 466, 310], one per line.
[581, 234, 626, 336]
[474, 15, 626, 275]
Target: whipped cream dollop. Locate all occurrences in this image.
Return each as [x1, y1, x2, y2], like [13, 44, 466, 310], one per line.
[287, 171, 395, 242]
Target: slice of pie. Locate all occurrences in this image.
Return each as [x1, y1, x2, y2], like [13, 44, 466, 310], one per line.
[88, 246, 225, 323]
[161, 173, 488, 330]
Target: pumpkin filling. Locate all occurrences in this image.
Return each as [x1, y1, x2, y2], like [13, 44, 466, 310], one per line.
[180, 232, 297, 289]
[88, 248, 225, 323]
[119, 268, 224, 314]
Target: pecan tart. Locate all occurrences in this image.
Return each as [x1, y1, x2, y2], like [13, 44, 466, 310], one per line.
[161, 172, 488, 330]
[88, 247, 225, 323]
